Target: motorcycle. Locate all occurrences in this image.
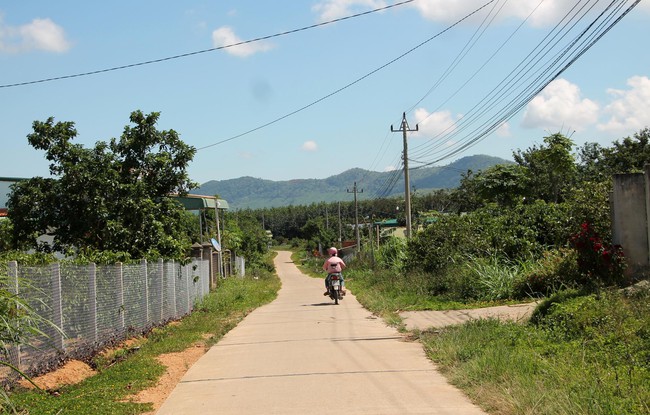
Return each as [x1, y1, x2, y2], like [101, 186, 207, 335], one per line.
[327, 273, 344, 305]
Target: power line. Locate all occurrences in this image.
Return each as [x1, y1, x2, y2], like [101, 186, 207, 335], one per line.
[0, 0, 415, 89]
[408, 0, 639, 169]
[405, 0, 509, 116]
[409, 0, 595, 160]
[197, 0, 497, 151]
[368, 0, 639, 198]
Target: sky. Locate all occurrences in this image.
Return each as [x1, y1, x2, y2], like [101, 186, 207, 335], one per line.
[1, 0, 649, 189]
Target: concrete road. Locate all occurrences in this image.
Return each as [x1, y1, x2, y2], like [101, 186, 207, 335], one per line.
[401, 302, 538, 331]
[156, 251, 487, 415]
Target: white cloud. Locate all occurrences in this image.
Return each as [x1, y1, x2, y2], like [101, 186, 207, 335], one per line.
[302, 141, 318, 152]
[522, 78, 599, 132]
[383, 165, 396, 172]
[413, 108, 459, 137]
[312, 0, 387, 22]
[0, 16, 70, 53]
[496, 122, 511, 137]
[597, 76, 650, 135]
[411, 0, 600, 28]
[212, 26, 273, 57]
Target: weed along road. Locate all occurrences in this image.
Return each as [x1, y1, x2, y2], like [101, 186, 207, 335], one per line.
[156, 251, 487, 415]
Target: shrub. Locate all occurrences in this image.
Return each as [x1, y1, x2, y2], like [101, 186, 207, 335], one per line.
[569, 222, 627, 288]
[375, 236, 407, 272]
[513, 248, 579, 298]
[529, 288, 586, 326]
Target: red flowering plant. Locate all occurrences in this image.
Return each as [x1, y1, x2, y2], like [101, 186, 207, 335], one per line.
[569, 222, 626, 288]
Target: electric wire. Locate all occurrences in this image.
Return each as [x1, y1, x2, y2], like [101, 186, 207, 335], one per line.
[420, 0, 629, 162]
[0, 0, 415, 89]
[408, 0, 617, 162]
[196, 0, 498, 150]
[375, 0, 638, 198]
[408, 0, 546, 154]
[409, 0, 597, 160]
[411, 0, 640, 170]
[405, 0, 508, 116]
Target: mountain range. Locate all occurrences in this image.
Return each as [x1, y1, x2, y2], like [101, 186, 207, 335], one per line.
[195, 154, 510, 209]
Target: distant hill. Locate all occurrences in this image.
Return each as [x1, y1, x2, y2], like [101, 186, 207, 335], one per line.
[195, 155, 511, 209]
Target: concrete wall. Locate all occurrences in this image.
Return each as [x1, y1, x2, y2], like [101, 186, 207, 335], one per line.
[611, 168, 650, 275]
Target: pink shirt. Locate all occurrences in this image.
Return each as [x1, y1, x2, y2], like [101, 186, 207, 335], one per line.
[323, 256, 346, 273]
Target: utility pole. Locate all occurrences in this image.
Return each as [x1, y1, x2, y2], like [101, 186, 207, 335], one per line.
[391, 112, 418, 239]
[337, 201, 342, 243]
[347, 182, 363, 252]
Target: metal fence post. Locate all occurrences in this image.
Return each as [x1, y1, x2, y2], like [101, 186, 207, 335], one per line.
[170, 260, 177, 318]
[50, 263, 65, 351]
[8, 261, 21, 370]
[158, 258, 164, 322]
[186, 263, 191, 314]
[116, 262, 125, 334]
[88, 263, 98, 344]
[142, 259, 150, 326]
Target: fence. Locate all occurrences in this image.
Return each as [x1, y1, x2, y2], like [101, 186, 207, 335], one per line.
[2, 258, 210, 382]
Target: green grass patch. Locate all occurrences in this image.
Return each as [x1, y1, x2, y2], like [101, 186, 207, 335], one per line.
[419, 287, 650, 415]
[6, 270, 280, 414]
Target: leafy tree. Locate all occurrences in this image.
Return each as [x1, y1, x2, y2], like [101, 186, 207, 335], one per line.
[457, 164, 529, 208]
[7, 111, 197, 259]
[301, 217, 338, 252]
[514, 133, 577, 203]
[452, 170, 484, 213]
[0, 219, 14, 252]
[578, 128, 650, 181]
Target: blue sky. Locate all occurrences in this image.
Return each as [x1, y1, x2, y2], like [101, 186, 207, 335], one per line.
[1, 0, 649, 187]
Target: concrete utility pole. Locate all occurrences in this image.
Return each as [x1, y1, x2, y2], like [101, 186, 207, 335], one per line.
[391, 112, 418, 239]
[347, 182, 363, 251]
[338, 201, 342, 243]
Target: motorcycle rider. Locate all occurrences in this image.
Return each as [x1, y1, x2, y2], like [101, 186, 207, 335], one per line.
[323, 247, 346, 296]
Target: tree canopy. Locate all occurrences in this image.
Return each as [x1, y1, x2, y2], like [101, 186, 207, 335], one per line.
[8, 111, 198, 259]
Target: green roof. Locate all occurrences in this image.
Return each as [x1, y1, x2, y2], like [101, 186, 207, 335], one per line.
[173, 194, 229, 210]
[374, 219, 399, 227]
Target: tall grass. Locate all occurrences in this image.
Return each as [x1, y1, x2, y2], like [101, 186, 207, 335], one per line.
[463, 255, 520, 301]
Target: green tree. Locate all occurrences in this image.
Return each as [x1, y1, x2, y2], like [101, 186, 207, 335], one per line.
[513, 133, 577, 203]
[301, 217, 337, 252]
[457, 164, 529, 208]
[8, 111, 197, 259]
[579, 128, 650, 179]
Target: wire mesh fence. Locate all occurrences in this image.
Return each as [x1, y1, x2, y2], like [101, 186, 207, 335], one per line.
[1, 258, 210, 383]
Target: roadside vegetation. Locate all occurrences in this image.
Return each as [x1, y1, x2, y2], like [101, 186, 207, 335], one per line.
[5, 263, 279, 415]
[3, 110, 650, 414]
[0, 112, 279, 413]
[287, 130, 650, 415]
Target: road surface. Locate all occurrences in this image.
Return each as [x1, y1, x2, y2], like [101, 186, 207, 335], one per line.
[156, 251, 487, 415]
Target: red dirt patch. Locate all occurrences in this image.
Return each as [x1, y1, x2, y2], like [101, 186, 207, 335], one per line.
[19, 360, 96, 390]
[130, 341, 208, 414]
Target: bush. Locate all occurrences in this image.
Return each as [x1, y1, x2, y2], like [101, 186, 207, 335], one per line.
[406, 212, 491, 273]
[513, 248, 580, 298]
[375, 237, 407, 272]
[529, 288, 584, 325]
[407, 202, 574, 277]
[569, 222, 627, 288]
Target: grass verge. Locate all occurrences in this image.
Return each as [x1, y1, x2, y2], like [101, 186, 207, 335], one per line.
[6, 270, 280, 414]
[419, 287, 650, 415]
